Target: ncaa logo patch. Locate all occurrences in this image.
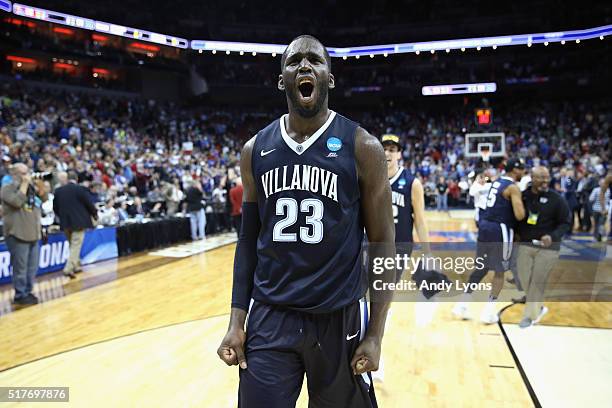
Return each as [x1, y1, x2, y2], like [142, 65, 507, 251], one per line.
[326, 137, 342, 152]
[398, 178, 406, 189]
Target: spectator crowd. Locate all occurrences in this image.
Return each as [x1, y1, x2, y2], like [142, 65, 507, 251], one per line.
[0, 81, 609, 240]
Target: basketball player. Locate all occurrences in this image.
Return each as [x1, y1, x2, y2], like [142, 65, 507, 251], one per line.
[453, 158, 525, 323]
[368, 134, 430, 382]
[382, 134, 431, 260]
[217, 35, 396, 408]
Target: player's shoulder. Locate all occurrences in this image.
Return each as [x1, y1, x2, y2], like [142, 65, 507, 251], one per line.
[248, 115, 284, 153]
[353, 126, 380, 150]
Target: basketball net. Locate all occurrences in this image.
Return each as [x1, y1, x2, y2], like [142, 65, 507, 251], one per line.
[480, 150, 491, 163]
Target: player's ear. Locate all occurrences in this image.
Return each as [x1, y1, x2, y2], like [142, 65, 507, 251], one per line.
[328, 73, 335, 89]
[277, 75, 285, 91]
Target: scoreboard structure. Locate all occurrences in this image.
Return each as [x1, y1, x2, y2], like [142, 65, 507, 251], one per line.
[475, 108, 493, 126]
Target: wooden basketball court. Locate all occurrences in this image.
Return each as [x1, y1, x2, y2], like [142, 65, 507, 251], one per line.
[0, 212, 609, 407]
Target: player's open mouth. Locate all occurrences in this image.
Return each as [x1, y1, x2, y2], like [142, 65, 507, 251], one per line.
[297, 77, 315, 101]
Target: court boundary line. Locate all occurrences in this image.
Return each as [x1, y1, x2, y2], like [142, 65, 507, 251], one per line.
[498, 303, 542, 408]
[0, 313, 230, 373]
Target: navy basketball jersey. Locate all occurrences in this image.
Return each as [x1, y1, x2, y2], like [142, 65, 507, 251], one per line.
[250, 111, 366, 313]
[481, 176, 517, 228]
[389, 168, 414, 243]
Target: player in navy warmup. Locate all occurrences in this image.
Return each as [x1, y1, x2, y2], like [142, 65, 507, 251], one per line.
[217, 35, 396, 408]
[453, 158, 526, 323]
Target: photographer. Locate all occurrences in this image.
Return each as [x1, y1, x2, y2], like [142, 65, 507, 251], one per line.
[516, 166, 571, 328]
[1, 163, 47, 306]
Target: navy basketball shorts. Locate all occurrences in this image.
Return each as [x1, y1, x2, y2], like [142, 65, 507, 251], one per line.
[238, 298, 377, 408]
[475, 219, 514, 273]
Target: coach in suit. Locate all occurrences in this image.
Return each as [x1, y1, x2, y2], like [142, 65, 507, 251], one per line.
[53, 171, 98, 278]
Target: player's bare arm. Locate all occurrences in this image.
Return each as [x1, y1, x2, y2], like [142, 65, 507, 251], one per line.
[217, 136, 258, 370]
[504, 184, 525, 221]
[352, 127, 396, 375]
[411, 178, 431, 254]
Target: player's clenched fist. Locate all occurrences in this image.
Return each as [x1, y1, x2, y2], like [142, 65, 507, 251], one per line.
[350, 336, 381, 375]
[217, 328, 247, 369]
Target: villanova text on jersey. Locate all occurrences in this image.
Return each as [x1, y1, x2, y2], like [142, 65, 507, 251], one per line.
[251, 111, 367, 313]
[260, 165, 339, 203]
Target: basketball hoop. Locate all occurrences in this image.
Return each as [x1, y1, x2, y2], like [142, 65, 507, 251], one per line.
[479, 144, 492, 163]
[480, 150, 491, 163]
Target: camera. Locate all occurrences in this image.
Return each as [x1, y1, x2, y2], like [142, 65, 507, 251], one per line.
[32, 171, 53, 181]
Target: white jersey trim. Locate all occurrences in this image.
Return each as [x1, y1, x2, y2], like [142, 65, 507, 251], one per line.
[279, 111, 337, 155]
[388, 167, 403, 186]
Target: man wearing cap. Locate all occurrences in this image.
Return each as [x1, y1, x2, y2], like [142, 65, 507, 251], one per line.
[454, 158, 525, 323]
[515, 166, 570, 327]
[381, 134, 431, 259]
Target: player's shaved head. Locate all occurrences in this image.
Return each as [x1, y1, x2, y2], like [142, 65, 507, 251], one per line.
[281, 35, 331, 70]
[279, 34, 335, 118]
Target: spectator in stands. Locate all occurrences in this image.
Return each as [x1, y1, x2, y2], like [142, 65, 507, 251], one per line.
[98, 198, 118, 226]
[229, 178, 243, 237]
[563, 169, 579, 234]
[117, 201, 130, 223]
[128, 197, 147, 219]
[185, 182, 206, 240]
[590, 179, 610, 242]
[577, 171, 596, 232]
[40, 180, 55, 236]
[163, 178, 183, 216]
[436, 176, 448, 212]
[1, 163, 46, 305]
[53, 171, 99, 278]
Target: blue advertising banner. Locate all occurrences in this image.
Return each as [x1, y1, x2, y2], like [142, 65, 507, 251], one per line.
[0, 227, 118, 285]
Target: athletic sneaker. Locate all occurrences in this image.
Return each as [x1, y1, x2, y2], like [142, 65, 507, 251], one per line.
[480, 302, 499, 324]
[452, 302, 471, 320]
[13, 294, 39, 306]
[533, 306, 549, 325]
[519, 317, 533, 328]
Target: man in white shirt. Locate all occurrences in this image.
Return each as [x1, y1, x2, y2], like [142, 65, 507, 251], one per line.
[469, 170, 493, 227]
